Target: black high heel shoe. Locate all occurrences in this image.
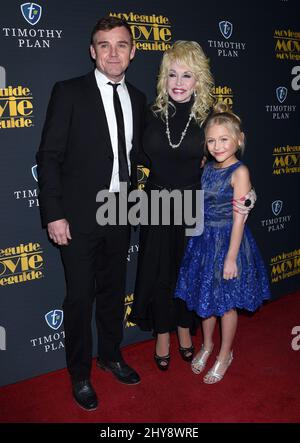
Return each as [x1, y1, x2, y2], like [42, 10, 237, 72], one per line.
[154, 353, 170, 371]
[179, 345, 195, 362]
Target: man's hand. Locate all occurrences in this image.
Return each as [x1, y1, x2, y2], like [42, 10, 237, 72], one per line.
[47, 219, 72, 245]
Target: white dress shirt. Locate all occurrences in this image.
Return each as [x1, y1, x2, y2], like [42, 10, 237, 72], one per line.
[94, 69, 133, 192]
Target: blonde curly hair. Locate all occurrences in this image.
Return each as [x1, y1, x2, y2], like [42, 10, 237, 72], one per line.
[153, 40, 215, 124]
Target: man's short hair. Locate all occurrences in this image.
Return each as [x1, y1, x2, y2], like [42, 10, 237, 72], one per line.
[91, 16, 133, 45]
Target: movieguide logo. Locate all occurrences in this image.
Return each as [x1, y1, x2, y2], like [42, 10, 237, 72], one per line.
[109, 12, 172, 51]
[273, 144, 300, 175]
[124, 294, 134, 328]
[213, 85, 234, 108]
[271, 248, 300, 283]
[0, 85, 33, 129]
[0, 242, 44, 286]
[274, 29, 300, 61]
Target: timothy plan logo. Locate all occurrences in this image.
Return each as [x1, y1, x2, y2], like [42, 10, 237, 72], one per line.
[261, 200, 291, 233]
[208, 20, 246, 57]
[45, 310, 64, 330]
[219, 21, 233, 39]
[272, 200, 283, 216]
[2, 2, 62, 48]
[265, 86, 296, 119]
[13, 165, 39, 208]
[30, 310, 65, 353]
[276, 86, 288, 103]
[20, 3, 42, 25]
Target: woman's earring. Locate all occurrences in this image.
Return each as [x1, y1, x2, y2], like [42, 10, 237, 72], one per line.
[193, 90, 197, 98]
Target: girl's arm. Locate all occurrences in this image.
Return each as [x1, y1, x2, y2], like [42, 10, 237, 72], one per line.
[223, 165, 251, 280]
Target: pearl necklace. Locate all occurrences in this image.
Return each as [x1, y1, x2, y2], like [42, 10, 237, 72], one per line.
[165, 107, 194, 149]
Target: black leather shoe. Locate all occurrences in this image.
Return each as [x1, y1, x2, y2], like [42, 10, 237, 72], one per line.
[72, 379, 98, 411]
[97, 358, 141, 385]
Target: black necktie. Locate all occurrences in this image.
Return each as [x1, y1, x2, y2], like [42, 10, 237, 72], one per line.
[108, 82, 130, 185]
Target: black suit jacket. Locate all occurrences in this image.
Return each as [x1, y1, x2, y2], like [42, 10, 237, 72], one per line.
[37, 71, 146, 232]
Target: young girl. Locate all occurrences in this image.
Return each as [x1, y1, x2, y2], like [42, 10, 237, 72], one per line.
[174, 103, 271, 384]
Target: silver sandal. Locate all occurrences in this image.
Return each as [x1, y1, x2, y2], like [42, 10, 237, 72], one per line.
[191, 344, 214, 375]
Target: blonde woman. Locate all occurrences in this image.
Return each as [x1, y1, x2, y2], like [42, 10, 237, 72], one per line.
[130, 41, 214, 370]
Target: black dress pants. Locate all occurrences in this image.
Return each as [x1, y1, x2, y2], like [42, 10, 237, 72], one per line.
[60, 223, 130, 382]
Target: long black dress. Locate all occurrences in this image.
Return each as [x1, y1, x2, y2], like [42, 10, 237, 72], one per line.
[130, 98, 205, 333]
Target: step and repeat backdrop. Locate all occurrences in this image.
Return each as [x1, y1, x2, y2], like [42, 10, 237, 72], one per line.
[1, 0, 299, 386]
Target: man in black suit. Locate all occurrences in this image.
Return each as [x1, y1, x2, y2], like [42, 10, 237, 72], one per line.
[37, 16, 146, 411]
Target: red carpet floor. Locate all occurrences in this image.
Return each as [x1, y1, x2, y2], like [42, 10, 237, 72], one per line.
[0, 292, 300, 423]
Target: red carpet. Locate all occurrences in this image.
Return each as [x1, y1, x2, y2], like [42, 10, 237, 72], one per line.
[0, 292, 300, 423]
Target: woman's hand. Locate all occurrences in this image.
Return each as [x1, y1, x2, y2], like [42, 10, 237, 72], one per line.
[232, 187, 257, 221]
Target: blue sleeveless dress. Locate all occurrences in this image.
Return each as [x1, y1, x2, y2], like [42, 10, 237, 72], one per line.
[175, 161, 271, 318]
